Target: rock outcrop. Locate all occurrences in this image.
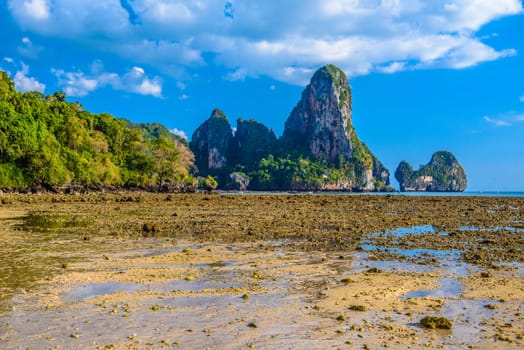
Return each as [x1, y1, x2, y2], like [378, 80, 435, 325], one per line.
[282, 65, 353, 163]
[190, 65, 390, 191]
[228, 172, 250, 191]
[395, 151, 467, 192]
[281, 64, 389, 190]
[233, 118, 276, 168]
[189, 109, 234, 176]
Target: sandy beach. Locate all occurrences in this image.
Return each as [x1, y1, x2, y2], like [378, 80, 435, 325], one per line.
[0, 193, 522, 349]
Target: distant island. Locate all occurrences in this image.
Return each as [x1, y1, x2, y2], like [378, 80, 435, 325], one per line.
[0, 66, 466, 193]
[395, 151, 467, 192]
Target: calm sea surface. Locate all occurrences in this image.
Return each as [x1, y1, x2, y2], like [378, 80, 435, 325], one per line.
[224, 191, 524, 198]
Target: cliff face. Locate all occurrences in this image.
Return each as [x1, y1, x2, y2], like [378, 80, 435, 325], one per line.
[395, 151, 467, 192]
[282, 65, 389, 190]
[233, 118, 276, 168]
[189, 109, 233, 176]
[189, 65, 390, 191]
[282, 65, 353, 163]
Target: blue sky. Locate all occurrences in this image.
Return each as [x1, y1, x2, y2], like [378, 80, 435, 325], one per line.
[1, 0, 523, 191]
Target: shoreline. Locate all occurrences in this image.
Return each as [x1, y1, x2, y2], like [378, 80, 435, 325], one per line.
[0, 193, 522, 349]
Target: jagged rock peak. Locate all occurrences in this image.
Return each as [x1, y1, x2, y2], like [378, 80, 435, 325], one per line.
[189, 108, 234, 176]
[233, 118, 277, 168]
[395, 151, 467, 192]
[282, 64, 353, 164]
[209, 108, 229, 121]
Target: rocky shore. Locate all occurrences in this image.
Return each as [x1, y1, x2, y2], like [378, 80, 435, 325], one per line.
[0, 193, 522, 349]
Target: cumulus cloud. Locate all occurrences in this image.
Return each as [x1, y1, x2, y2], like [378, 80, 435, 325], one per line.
[7, 0, 524, 84]
[170, 128, 188, 139]
[484, 115, 511, 127]
[22, 0, 50, 20]
[13, 63, 46, 92]
[52, 64, 163, 98]
[51, 69, 99, 97]
[3, 57, 14, 63]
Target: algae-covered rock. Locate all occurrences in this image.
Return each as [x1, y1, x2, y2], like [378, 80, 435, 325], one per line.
[420, 316, 452, 329]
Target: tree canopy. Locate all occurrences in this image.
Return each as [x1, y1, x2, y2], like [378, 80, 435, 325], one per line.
[0, 71, 194, 191]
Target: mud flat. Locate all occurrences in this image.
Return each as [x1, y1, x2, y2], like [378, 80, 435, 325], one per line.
[0, 193, 522, 349]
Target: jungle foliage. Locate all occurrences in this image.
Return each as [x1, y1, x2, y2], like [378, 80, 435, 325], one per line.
[0, 71, 194, 191]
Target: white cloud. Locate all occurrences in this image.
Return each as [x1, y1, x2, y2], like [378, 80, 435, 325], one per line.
[22, 0, 50, 20]
[3, 57, 14, 63]
[378, 62, 407, 74]
[51, 69, 98, 97]
[224, 68, 247, 82]
[170, 128, 188, 140]
[515, 114, 524, 121]
[136, 78, 162, 97]
[178, 94, 189, 100]
[520, 95, 524, 102]
[13, 63, 46, 92]
[7, 0, 524, 85]
[52, 64, 163, 98]
[484, 115, 511, 127]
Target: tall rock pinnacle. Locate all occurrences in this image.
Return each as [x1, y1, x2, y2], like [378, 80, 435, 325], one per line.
[282, 64, 354, 163]
[282, 65, 389, 189]
[189, 108, 233, 176]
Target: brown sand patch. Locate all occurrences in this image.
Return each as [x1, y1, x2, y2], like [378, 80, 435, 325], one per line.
[317, 270, 441, 313]
[462, 271, 524, 301]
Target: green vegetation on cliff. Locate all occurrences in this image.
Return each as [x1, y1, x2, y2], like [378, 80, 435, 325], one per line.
[395, 151, 467, 192]
[0, 71, 194, 191]
[190, 64, 391, 191]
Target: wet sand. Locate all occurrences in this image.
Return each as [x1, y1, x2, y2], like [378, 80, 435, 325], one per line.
[0, 193, 522, 349]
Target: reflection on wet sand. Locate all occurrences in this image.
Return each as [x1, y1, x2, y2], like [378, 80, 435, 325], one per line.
[0, 193, 522, 349]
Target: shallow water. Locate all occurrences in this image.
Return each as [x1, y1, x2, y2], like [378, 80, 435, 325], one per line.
[62, 282, 145, 303]
[0, 195, 522, 349]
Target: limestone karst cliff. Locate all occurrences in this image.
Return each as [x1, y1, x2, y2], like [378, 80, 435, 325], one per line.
[395, 151, 467, 192]
[282, 65, 354, 164]
[232, 118, 277, 169]
[280, 64, 389, 190]
[189, 108, 234, 178]
[190, 65, 391, 191]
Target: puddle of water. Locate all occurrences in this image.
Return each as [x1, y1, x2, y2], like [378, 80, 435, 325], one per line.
[61, 282, 144, 303]
[460, 225, 524, 233]
[163, 278, 243, 292]
[193, 261, 236, 268]
[403, 278, 462, 298]
[368, 225, 435, 238]
[360, 243, 461, 260]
